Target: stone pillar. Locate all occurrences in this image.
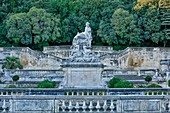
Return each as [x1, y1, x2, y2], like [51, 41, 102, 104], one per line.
[62, 62, 104, 88]
[54, 100, 59, 112]
[116, 100, 122, 112]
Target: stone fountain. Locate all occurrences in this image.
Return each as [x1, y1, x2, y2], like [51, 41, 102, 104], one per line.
[62, 22, 104, 88]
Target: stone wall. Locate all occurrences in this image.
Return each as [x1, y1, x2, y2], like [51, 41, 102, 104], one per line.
[120, 47, 170, 69]
[0, 47, 62, 69]
[43, 46, 170, 69]
[1, 46, 170, 70]
[0, 95, 168, 113]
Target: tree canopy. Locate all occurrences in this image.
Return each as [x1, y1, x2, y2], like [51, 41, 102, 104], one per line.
[6, 7, 61, 49]
[0, 0, 169, 50]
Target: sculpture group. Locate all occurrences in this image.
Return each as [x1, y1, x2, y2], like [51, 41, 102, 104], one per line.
[70, 22, 100, 62]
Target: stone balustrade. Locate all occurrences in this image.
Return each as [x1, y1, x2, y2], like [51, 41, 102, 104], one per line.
[0, 95, 169, 112]
[4, 69, 64, 82]
[0, 47, 62, 62]
[0, 88, 169, 96]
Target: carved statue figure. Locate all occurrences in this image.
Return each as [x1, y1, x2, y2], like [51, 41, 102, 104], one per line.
[84, 22, 92, 47]
[70, 22, 100, 62]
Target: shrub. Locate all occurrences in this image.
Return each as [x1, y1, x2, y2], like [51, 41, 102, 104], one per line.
[146, 84, 162, 88]
[168, 80, 170, 87]
[145, 76, 152, 83]
[114, 80, 134, 88]
[12, 75, 19, 81]
[108, 78, 121, 88]
[8, 84, 17, 88]
[108, 77, 134, 88]
[37, 80, 56, 88]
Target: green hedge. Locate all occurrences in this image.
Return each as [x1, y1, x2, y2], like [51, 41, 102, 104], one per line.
[108, 78, 134, 88]
[146, 84, 162, 88]
[37, 80, 56, 88]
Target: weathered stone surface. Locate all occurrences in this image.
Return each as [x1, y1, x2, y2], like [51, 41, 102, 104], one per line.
[15, 100, 53, 111]
[63, 63, 103, 88]
[123, 100, 160, 111]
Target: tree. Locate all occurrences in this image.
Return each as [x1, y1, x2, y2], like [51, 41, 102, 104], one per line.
[2, 56, 23, 69]
[136, 8, 169, 46]
[145, 76, 152, 83]
[111, 8, 142, 46]
[134, 0, 159, 10]
[6, 7, 61, 49]
[159, 0, 170, 9]
[97, 1, 122, 46]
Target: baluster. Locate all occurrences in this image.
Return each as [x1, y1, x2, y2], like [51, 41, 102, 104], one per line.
[152, 92, 154, 95]
[75, 101, 79, 112]
[82, 92, 84, 96]
[162, 92, 164, 95]
[72, 92, 74, 96]
[89, 100, 93, 112]
[2, 99, 7, 112]
[146, 92, 149, 95]
[82, 100, 87, 112]
[87, 92, 89, 96]
[62, 100, 66, 112]
[68, 100, 72, 112]
[102, 92, 105, 95]
[103, 100, 107, 112]
[167, 92, 169, 95]
[96, 100, 100, 112]
[92, 92, 95, 96]
[168, 99, 170, 112]
[156, 91, 159, 95]
[110, 100, 115, 111]
[97, 92, 100, 96]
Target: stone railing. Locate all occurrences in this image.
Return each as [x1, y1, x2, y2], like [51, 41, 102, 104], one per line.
[0, 88, 170, 96]
[0, 95, 169, 112]
[4, 69, 64, 82]
[129, 47, 170, 53]
[102, 69, 138, 75]
[0, 47, 62, 62]
[44, 45, 113, 51]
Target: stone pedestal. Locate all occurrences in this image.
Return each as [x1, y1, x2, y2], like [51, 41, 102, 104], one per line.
[62, 63, 104, 88]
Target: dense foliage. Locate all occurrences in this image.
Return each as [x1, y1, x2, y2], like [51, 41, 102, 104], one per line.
[146, 83, 162, 88]
[168, 79, 170, 87]
[2, 56, 23, 69]
[12, 75, 20, 81]
[108, 78, 134, 88]
[0, 0, 170, 50]
[144, 76, 152, 83]
[37, 80, 56, 88]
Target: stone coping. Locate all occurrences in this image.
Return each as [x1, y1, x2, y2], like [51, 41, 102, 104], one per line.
[5, 69, 63, 71]
[0, 95, 167, 101]
[61, 62, 104, 68]
[0, 88, 169, 92]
